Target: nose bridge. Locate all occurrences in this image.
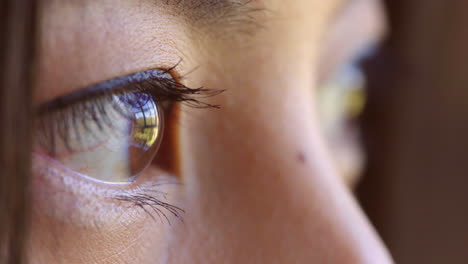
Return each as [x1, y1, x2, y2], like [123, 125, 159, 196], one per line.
[177, 61, 393, 263]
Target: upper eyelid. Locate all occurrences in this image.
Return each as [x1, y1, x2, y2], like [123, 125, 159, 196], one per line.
[36, 67, 224, 116]
[36, 69, 174, 115]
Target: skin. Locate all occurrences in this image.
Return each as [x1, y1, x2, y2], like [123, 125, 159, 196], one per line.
[30, 0, 393, 263]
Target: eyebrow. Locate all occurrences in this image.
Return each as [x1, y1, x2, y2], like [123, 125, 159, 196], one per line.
[165, 0, 253, 17]
[164, 0, 263, 30]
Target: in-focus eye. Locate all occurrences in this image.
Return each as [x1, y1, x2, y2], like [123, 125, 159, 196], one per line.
[123, 92, 163, 179]
[34, 70, 174, 183]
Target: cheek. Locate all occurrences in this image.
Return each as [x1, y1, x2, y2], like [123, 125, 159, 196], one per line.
[28, 215, 153, 264]
[28, 157, 176, 263]
[166, 77, 333, 263]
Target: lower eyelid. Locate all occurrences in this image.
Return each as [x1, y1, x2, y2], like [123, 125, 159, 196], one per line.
[31, 68, 216, 225]
[32, 153, 183, 226]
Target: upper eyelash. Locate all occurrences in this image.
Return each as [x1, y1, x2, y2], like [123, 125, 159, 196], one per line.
[34, 67, 221, 222]
[37, 68, 222, 115]
[35, 68, 222, 154]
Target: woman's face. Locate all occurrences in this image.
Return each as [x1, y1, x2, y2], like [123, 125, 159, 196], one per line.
[31, 0, 392, 263]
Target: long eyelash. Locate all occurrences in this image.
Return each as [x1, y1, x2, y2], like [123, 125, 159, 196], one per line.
[35, 68, 215, 222]
[36, 68, 222, 154]
[146, 75, 223, 109]
[114, 193, 184, 225]
[110, 177, 184, 224]
[37, 69, 222, 115]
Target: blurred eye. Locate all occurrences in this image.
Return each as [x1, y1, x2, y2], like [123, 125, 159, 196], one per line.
[317, 59, 367, 186]
[34, 69, 182, 183]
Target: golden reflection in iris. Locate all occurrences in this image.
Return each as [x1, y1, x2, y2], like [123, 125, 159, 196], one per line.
[128, 94, 163, 178]
[133, 100, 160, 149]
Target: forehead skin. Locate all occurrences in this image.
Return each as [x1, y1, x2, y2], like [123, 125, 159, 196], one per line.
[31, 0, 393, 263]
[35, 0, 340, 103]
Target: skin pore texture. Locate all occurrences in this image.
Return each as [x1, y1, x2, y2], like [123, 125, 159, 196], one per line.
[31, 0, 393, 263]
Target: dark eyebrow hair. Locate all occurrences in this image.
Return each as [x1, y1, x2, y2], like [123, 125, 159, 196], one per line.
[164, 0, 265, 33]
[165, 0, 254, 17]
[43, 0, 264, 37]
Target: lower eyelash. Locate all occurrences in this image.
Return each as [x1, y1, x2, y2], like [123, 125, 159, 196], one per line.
[35, 68, 219, 221]
[114, 192, 184, 225]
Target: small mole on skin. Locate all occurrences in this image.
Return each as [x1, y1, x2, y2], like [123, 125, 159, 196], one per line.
[297, 152, 306, 164]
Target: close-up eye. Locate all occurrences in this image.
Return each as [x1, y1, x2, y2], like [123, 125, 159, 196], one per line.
[4, 0, 466, 263]
[34, 69, 213, 184]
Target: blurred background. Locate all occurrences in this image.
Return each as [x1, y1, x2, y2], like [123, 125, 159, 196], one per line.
[356, 0, 468, 263]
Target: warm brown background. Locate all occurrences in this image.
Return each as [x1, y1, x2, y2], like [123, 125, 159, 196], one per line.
[357, 0, 468, 263]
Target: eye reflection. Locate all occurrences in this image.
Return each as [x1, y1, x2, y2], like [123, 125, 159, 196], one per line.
[36, 90, 164, 183]
[126, 92, 163, 180]
[317, 61, 366, 186]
